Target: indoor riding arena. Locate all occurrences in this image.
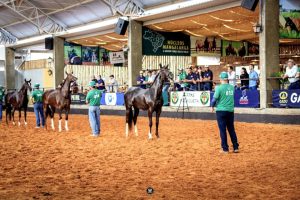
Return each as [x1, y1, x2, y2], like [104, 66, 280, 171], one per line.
[0, 0, 300, 199]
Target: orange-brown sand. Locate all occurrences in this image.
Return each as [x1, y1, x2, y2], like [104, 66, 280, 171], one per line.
[0, 113, 299, 200]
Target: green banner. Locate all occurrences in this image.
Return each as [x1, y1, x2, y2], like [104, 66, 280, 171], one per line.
[142, 27, 190, 56]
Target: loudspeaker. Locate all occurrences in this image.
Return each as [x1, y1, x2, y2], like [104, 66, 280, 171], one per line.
[45, 37, 53, 50]
[241, 0, 259, 11]
[114, 18, 129, 35]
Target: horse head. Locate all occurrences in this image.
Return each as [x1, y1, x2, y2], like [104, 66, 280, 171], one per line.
[159, 64, 174, 82]
[65, 71, 78, 83]
[24, 78, 32, 92]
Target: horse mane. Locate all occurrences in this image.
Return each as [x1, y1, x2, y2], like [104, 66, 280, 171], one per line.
[149, 71, 161, 87]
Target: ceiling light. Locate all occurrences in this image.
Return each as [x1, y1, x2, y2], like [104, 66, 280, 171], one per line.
[223, 24, 249, 32]
[152, 25, 163, 30]
[190, 20, 207, 26]
[105, 35, 128, 41]
[184, 30, 203, 37]
[12, 34, 52, 46]
[209, 15, 234, 22]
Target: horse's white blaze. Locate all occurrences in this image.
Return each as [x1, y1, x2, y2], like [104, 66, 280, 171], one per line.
[134, 125, 138, 136]
[51, 118, 55, 130]
[148, 132, 153, 139]
[58, 120, 62, 132]
[125, 123, 129, 137]
[65, 120, 69, 131]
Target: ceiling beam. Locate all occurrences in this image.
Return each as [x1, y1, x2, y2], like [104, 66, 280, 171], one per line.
[1, 0, 95, 29]
[0, 27, 17, 44]
[100, 0, 145, 17]
[0, 0, 67, 35]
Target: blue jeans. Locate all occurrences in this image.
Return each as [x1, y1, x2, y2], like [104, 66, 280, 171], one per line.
[216, 111, 239, 151]
[162, 85, 170, 106]
[204, 82, 212, 91]
[249, 86, 257, 90]
[288, 81, 300, 90]
[0, 103, 2, 121]
[88, 106, 100, 135]
[34, 102, 45, 127]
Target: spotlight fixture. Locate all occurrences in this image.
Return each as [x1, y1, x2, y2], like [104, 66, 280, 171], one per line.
[253, 23, 262, 33]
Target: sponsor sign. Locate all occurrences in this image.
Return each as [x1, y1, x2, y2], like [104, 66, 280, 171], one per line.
[170, 91, 210, 107]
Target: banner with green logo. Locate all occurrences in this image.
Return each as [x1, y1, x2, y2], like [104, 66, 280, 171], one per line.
[170, 91, 210, 107]
[142, 27, 190, 56]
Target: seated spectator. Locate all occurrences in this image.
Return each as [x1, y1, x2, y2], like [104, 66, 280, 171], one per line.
[239, 67, 249, 90]
[96, 75, 106, 91]
[137, 70, 146, 89]
[203, 65, 213, 90]
[282, 59, 300, 90]
[175, 68, 188, 91]
[197, 66, 205, 90]
[90, 75, 97, 83]
[184, 67, 197, 91]
[107, 75, 118, 92]
[193, 66, 202, 91]
[227, 65, 236, 87]
[249, 64, 259, 90]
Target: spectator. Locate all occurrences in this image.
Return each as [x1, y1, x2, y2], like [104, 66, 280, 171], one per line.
[145, 70, 151, 82]
[197, 66, 205, 90]
[249, 64, 259, 90]
[107, 75, 118, 92]
[282, 59, 300, 90]
[148, 70, 157, 84]
[203, 65, 213, 90]
[193, 66, 201, 91]
[296, 67, 300, 78]
[227, 66, 236, 87]
[31, 83, 45, 128]
[239, 67, 249, 90]
[90, 75, 97, 83]
[184, 67, 197, 91]
[96, 75, 106, 91]
[0, 85, 4, 122]
[137, 70, 146, 89]
[175, 68, 188, 91]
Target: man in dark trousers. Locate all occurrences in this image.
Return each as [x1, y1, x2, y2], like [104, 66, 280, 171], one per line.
[211, 72, 239, 153]
[31, 83, 45, 128]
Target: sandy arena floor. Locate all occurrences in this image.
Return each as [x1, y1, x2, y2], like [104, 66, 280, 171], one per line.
[0, 112, 299, 200]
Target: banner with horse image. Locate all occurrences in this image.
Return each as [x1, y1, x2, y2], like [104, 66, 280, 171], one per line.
[170, 91, 210, 107]
[221, 40, 248, 57]
[109, 51, 125, 64]
[82, 46, 99, 65]
[64, 42, 82, 65]
[279, 0, 300, 39]
[99, 48, 110, 65]
[142, 27, 190, 56]
[190, 36, 221, 56]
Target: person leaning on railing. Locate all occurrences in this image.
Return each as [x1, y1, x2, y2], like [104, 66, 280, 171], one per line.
[281, 59, 300, 90]
[249, 64, 259, 90]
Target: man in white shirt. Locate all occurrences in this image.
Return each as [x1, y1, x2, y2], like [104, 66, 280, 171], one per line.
[282, 59, 300, 90]
[227, 66, 236, 87]
[108, 75, 118, 92]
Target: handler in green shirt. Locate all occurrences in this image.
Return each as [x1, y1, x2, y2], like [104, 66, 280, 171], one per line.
[0, 85, 5, 122]
[86, 81, 103, 137]
[211, 72, 239, 153]
[31, 83, 45, 128]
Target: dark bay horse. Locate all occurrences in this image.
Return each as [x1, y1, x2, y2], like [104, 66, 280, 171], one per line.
[43, 72, 77, 132]
[124, 65, 173, 139]
[5, 79, 32, 125]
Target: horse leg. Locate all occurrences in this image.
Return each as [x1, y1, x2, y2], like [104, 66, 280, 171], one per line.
[125, 108, 130, 137]
[18, 109, 21, 126]
[148, 110, 153, 140]
[12, 108, 16, 126]
[155, 108, 162, 138]
[133, 107, 139, 136]
[65, 109, 69, 131]
[24, 107, 27, 125]
[58, 110, 62, 132]
[50, 106, 55, 130]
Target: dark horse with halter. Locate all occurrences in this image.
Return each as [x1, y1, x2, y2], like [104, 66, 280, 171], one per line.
[5, 79, 32, 125]
[43, 72, 77, 132]
[124, 65, 173, 139]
